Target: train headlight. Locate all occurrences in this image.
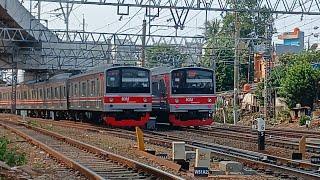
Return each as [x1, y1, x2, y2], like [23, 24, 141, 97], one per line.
[143, 98, 147, 102]
[208, 98, 212, 103]
[175, 98, 179, 103]
[109, 98, 114, 102]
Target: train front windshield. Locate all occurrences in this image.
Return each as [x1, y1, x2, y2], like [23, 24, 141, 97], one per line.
[106, 67, 150, 93]
[171, 68, 214, 94]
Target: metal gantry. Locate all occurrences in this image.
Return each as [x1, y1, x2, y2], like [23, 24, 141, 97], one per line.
[27, 0, 320, 15]
[0, 27, 205, 69]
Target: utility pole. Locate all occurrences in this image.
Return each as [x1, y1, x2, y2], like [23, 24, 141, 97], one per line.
[233, 0, 240, 125]
[141, 19, 147, 67]
[263, 18, 274, 121]
[37, 0, 41, 21]
[83, 14, 85, 31]
[66, 3, 70, 40]
[11, 54, 17, 114]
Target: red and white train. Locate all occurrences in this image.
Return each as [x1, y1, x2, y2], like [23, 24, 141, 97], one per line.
[0, 66, 152, 127]
[151, 67, 216, 127]
[0, 65, 216, 128]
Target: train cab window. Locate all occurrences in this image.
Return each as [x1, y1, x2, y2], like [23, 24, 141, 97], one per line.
[171, 68, 214, 94]
[81, 82, 86, 96]
[106, 68, 150, 93]
[106, 69, 120, 88]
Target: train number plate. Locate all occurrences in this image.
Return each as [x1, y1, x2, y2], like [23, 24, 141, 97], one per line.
[194, 167, 209, 177]
[311, 156, 320, 164]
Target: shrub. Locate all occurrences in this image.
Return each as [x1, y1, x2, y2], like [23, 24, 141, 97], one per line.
[0, 137, 27, 167]
[299, 115, 311, 126]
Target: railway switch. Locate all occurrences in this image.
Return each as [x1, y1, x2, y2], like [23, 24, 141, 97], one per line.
[194, 149, 210, 177]
[299, 136, 306, 159]
[219, 161, 243, 173]
[172, 142, 189, 171]
[172, 142, 185, 161]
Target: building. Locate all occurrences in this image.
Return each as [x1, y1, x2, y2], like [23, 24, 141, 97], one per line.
[275, 28, 304, 55]
[253, 53, 275, 83]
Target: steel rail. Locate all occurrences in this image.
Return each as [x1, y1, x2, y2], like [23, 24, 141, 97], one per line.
[182, 127, 320, 153]
[4, 116, 320, 179]
[0, 120, 183, 180]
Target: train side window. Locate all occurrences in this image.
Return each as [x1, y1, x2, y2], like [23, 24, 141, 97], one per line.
[50, 87, 53, 99]
[23, 91, 27, 100]
[63, 86, 66, 98]
[0, 92, 2, 99]
[74, 83, 78, 97]
[91, 80, 95, 96]
[82, 82, 86, 96]
[96, 78, 100, 96]
[39, 89, 42, 99]
[152, 82, 159, 96]
[54, 87, 57, 99]
[87, 80, 89, 97]
[70, 83, 73, 97]
[59, 86, 62, 99]
[47, 88, 50, 99]
[159, 79, 166, 96]
[78, 82, 81, 96]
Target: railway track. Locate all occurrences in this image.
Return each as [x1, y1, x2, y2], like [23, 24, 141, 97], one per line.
[144, 130, 320, 179]
[10, 117, 320, 179]
[182, 126, 320, 153]
[210, 124, 320, 138]
[0, 119, 182, 180]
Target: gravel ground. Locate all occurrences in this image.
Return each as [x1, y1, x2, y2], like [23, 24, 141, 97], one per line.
[0, 114, 276, 179]
[0, 126, 86, 180]
[36, 123, 192, 178]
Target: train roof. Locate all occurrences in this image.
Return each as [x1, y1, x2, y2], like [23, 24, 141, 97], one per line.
[69, 65, 150, 79]
[151, 66, 214, 76]
[19, 73, 72, 86]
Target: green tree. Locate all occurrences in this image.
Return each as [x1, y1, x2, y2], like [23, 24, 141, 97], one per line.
[146, 45, 186, 68]
[202, 1, 271, 92]
[279, 61, 319, 108]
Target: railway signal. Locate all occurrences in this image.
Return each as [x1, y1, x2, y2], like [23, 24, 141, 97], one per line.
[257, 118, 265, 151]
